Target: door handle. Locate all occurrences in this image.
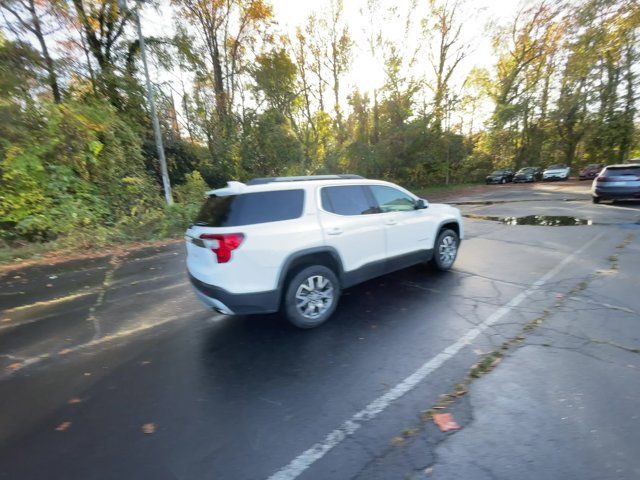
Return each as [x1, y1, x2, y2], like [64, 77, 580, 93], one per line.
[385, 220, 397, 226]
[327, 227, 343, 235]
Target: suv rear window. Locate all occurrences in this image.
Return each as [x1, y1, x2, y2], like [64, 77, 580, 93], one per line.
[194, 189, 304, 227]
[321, 185, 377, 215]
[603, 167, 640, 176]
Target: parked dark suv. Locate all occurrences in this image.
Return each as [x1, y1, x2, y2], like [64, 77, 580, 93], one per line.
[579, 164, 603, 180]
[485, 169, 514, 184]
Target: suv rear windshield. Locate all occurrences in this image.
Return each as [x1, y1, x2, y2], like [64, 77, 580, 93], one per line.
[603, 166, 640, 176]
[194, 189, 304, 227]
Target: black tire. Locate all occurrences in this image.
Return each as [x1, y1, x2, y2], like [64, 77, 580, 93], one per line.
[500, 178, 506, 184]
[283, 265, 340, 329]
[431, 229, 459, 271]
[592, 196, 600, 204]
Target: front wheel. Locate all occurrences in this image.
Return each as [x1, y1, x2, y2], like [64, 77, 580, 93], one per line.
[432, 229, 459, 271]
[283, 265, 340, 329]
[592, 196, 601, 204]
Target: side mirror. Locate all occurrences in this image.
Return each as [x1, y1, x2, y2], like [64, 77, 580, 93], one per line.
[415, 198, 429, 210]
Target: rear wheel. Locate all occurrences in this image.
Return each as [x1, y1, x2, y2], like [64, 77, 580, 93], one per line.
[283, 265, 340, 329]
[500, 178, 506, 184]
[592, 196, 601, 204]
[432, 229, 459, 271]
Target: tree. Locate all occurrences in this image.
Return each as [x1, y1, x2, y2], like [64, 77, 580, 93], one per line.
[172, 0, 272, 119]
[325, 0, 352, 135]
[424, 0, 467, 132]
[0, 0, 62, 102]
[252, 48, 299, 120]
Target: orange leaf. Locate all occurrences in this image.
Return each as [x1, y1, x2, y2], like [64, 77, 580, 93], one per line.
[56, 421, 72, 432]
[433, 413, 460, 432]
[141, 423, 156, 434]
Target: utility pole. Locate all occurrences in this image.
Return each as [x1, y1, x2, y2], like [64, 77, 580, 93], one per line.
[119, 0, 173, 205]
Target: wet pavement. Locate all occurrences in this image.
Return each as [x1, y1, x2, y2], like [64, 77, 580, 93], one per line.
[1, 182, 639, 480]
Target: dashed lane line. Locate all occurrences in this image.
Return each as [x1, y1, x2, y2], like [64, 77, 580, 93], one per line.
[266, 232, 605, 480]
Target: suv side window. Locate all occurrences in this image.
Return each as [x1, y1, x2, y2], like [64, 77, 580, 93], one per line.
[321, 185, 377, 216]
[369, 185, 416, 213]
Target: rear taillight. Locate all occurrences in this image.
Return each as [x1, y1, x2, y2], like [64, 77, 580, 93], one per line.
[199, 233, 245, 263]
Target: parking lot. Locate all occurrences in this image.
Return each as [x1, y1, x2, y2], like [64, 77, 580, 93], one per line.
[1, 181, 639, 480]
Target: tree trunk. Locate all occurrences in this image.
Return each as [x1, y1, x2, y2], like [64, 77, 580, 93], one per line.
[372, 89, 379, 144]
[212, 38, 227, 118]
[28, 0, 61, 103]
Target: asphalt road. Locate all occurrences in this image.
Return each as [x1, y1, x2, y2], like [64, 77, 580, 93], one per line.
[1, 182, 639, 480]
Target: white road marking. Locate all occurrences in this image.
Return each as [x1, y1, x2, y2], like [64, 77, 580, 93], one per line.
[267, 232, 605, 480]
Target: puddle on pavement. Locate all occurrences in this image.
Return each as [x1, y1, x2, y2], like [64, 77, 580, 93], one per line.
[464, 214, 593, 226]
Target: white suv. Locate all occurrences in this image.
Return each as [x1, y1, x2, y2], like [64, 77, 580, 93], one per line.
[185, 175, 463, 328]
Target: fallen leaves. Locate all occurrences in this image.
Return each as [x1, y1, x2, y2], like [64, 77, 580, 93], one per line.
[7, 362, 22, 371]
[141, 423, 156, 434]
[55, 421, 72, 432]
[68, 397, 82, 404]
[432, 413, 460, 432]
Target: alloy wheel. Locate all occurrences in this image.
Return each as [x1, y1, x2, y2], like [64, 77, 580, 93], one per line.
[438, 235, 458, 268]
[295, 275, 334, 319]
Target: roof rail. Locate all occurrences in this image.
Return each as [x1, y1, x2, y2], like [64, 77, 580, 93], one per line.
[247, 174, 364, 185]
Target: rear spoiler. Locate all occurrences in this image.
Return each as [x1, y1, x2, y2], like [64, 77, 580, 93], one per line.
[206, 181, 247, 197]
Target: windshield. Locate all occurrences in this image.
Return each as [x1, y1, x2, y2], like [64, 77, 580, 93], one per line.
[547, 165, 566, 169]
[491, 170, 506, 175]
[517, 168, 535, 174]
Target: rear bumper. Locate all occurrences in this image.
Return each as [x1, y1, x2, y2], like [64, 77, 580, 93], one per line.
[593, 186, 640, 199]
[188, 273, 280, 315]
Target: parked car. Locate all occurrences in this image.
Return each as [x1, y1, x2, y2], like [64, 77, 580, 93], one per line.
[485, 169, 514, 184]
[579, 164, 603, 180]
[185, 175, 464, 328]
[591, 164, 640, 203]
[542, 164, 571, 181]
[513, 167, 542, 183]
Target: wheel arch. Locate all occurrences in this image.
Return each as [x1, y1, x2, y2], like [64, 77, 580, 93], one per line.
[277, 247, 344, 300]
[437, 220, 461, 239]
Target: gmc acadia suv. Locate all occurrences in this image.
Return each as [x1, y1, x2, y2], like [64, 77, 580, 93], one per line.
[185, 175, 464, 328]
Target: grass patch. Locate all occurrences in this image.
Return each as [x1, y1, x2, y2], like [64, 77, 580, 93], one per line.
[415, 182, 482, 197]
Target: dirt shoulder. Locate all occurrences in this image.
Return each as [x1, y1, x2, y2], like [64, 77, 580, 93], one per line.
[0, 238, 183, 276]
